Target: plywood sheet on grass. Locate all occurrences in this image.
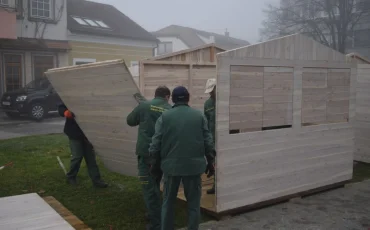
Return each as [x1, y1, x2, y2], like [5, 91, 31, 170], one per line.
[45, 60, 140, 177]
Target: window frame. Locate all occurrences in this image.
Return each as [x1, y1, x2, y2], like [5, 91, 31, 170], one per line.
[3, 53, 23, 92]
[157, 42, 173, 55]
[29, 0, 54, 20]
[0, 0, 9, 6]
[32, 54, 55, 81]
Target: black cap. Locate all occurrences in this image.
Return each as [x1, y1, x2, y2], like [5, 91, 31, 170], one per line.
[172, 86, 189, 104]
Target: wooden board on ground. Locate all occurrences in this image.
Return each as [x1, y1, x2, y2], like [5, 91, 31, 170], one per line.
[45, 60, 141, 177]
[43, 196, 91, 230]
[0, 193, 75, 230]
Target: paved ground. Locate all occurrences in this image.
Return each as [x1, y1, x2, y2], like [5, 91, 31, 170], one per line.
[182, 180, 370, 230]
[0, 113, 63, 140]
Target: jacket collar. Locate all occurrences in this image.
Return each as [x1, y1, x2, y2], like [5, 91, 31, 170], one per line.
[172, 102, 189, 108]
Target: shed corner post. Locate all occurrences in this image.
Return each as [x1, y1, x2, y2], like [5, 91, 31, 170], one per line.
[139, 61, 144, 95]
[349, 66, 357, 124]
[293, 66, 303, 130]
[189, 64, 193, 102]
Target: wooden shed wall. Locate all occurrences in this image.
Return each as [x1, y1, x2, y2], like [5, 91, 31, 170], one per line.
[355, 64, 370, 163]
[45, 60, 139, 177]
[140, 62, 216, 110]
[215, 34, 356, 212]
[155, 46, 224, 63]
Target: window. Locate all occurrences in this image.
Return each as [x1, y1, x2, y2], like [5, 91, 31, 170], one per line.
[157, 42, 173, 55]
[33, 55, 54, 80]
[0, 0, 9, 6]
[72, 16, 88, 25]
[30, 0, 52, 19]
[73, 58, 96, 65]
[95, 20, 109, 28]
[4, 54, 22, 92]
[84, 19, 99, 27]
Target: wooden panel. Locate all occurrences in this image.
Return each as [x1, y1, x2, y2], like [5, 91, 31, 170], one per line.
[45, 60, 140, 176]
[355, 64, 370, 163]
[0, 193, 75, 230]
[191, 65, 216, 110]
[142, 64, 189, 100]
[216, 34, 354, 214]
[229, 66, 264, 131]
[263, 67, 293, 127]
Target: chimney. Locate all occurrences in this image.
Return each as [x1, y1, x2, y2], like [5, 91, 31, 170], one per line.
[225, 28, 229, 37]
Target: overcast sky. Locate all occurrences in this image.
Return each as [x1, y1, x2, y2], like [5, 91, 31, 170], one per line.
[92, 0, 279, 43]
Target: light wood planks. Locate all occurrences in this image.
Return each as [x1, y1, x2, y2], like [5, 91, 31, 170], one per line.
[45, 60, 140, 177]
[302, 68, 350, 125]
[355, 64, 370, 163]
[216, 33, 355, 213]
[0, 193, 75, 230]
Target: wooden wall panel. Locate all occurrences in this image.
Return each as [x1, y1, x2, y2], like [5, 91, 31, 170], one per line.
[45, 60, 140, 177]
[263, 67, 293, 127]
[327, 69, 350, 123]
[191, 65, 216, 110]
[229, 66, 264, 131]
[142, 64, 189, 99]
[216, 33, 355, 213]
[355, 64, 370, 163]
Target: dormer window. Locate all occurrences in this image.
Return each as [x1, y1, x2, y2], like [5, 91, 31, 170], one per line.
[30, 0, 53, 19]
[72, 16, 111, 29]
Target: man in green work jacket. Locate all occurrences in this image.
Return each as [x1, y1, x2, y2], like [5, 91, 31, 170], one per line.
[204, 78, 216, 194]
[149, 86, 215, 230]
[126, 86, 171, 230]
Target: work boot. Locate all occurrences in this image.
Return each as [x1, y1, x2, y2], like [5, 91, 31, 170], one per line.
[66, 177, 77, 186]
[93, 179, 108, 188]
[206, 186, 215, 194]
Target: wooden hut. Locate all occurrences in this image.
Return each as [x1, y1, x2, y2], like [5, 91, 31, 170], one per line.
[347, 53, 370, 163]
[209, 33, 356, 214]
[139, 43, 225, 110]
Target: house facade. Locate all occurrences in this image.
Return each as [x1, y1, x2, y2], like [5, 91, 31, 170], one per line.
[0, 0, 70, 96]
[66, 0, 158, 69]
[152, 25, 249, 56]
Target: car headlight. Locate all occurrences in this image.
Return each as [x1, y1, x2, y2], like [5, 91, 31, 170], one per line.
[16, 96, 27, 102]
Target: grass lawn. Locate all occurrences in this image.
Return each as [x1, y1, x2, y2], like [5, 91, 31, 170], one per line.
[0, 134, 211, 230]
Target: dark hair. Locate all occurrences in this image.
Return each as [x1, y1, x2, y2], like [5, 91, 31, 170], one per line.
[154, 86, 171, 98]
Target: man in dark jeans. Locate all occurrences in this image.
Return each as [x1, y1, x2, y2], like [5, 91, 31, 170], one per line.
[58, 103, 108, 188]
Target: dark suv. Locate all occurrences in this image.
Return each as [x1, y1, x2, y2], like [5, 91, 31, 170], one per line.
[0, 78, 62, 121]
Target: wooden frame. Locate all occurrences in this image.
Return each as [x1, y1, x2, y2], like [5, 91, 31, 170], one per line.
[214, 33, 356, 213]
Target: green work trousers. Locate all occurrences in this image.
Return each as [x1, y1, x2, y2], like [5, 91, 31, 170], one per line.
[138, 156, 162, 230]
[67, 138, 101, 182]
[162, 174, 202, 230]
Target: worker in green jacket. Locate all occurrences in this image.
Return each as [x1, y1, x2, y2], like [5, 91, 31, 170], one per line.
[126, 86, 172, 230]
[204, 78, 216, 194]
[149, 86, 215, 230]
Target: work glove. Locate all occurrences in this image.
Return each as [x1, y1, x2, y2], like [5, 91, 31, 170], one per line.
[205, 153, 215, 178]
[64, 110, 75, 119]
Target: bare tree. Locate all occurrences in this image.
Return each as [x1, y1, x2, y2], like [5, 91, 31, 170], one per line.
[260, 0, 370, 53]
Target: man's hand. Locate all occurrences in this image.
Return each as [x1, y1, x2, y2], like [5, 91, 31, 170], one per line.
[150, 164, 162, 180]
[205, 163, 215, 178]
[64, 110, 74, 119]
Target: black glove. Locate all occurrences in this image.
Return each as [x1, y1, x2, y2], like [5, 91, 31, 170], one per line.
[205, 162, 215, 178]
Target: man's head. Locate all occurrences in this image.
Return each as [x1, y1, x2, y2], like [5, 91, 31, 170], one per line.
[205, 78, 216, 99]
[154, 86, 171, 101]
[171, 86, 190, 104]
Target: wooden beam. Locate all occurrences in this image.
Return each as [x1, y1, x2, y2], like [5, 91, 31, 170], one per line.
[210, 46, 215, 62]
[140, 60, 216, 66]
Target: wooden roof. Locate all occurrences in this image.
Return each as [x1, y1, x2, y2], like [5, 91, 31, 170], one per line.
[346, 52, 370, 64]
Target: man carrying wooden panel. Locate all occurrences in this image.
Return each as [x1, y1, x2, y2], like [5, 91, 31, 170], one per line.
[149, 86, 215, 230]
[204, 78, 217, 194]
[126, 86, 172, 230]
[58, 104, 108, 188]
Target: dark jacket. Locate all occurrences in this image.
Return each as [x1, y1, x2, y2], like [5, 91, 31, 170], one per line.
[204, 97, 216, 142]
[58, 103, 85, 140]
[126, 97, 171, 157]
[149, 103, 215, 176]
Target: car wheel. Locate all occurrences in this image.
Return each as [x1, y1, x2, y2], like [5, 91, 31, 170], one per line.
[5, 112, 20, 119]
[28, 103, 46, 121]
